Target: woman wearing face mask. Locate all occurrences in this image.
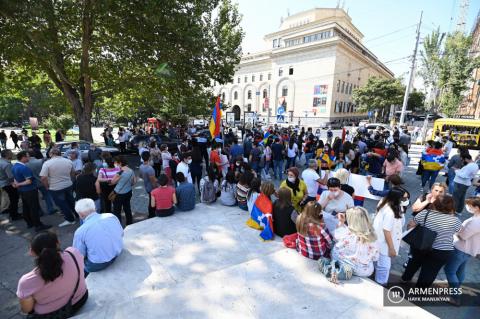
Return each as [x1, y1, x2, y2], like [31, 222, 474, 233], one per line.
[372, 188, 407, 285]
[95, 154, 121, 214]
[318, 178, 354, 234]
[444, 197, 480, 306]
[279, 167, 307, 212]
[382, 149, 403, 178]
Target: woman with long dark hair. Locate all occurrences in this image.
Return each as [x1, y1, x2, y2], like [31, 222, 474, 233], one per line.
[16, 231, 88, 317]
[372, 188, 407, 285]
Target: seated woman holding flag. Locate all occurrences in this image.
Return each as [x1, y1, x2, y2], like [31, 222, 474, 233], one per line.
[246, 181, 276, 241]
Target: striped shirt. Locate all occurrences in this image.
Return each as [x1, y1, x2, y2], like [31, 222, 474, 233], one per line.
[414, 210, 462, 250]
[98, 167, 121, 182]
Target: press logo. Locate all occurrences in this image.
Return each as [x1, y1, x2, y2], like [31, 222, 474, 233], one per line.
[387, 286, 405, 304]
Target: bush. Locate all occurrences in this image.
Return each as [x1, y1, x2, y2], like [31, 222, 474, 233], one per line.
[43, 114, 75, 132]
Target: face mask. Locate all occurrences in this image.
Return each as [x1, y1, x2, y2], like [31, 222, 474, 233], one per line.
[114, 164, 120, 168]
[400, 199, 410, 207]
[236, 162, 241, 166]
[466, 205, 473, 213]
[217, 148, 222, 152]
[287, 177, 296, 183]
[331, 191, 340, 197]
[187, 159, 192, 164]
[102, 162, 108, 168]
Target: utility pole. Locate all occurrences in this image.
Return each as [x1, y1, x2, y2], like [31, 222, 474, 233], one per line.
[399, 11, 422, 126]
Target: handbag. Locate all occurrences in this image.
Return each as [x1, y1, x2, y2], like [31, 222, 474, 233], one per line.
[318, 257, 353, 281]
[402, 210, 437, 251]
[416, 161, 424, 175]
[108, 191, 117, 202]
[109, 169, 133, 201]
[27, 251, 80, 319]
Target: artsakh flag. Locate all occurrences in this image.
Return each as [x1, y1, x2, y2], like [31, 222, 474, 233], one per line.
[209, 96, 222, 138]
[246, 193, 274, 241]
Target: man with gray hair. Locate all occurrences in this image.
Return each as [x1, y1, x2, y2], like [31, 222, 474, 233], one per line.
[301, 159, 329, 205]
[73, 198, 123, 276]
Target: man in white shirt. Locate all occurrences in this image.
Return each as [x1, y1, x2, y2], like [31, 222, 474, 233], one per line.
[453, 154, 480, 214]
[176, 152, 192, 184]
[301, 159, 327, 204]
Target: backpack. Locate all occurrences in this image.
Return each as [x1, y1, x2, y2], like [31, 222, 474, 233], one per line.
[201, 177, 216, 203]
[327, 130, 333, 138]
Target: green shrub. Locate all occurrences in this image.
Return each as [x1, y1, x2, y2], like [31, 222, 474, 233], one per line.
[43, 114, 75, 132]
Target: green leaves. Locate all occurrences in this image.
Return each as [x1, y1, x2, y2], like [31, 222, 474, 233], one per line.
[352, 77, 404, 114]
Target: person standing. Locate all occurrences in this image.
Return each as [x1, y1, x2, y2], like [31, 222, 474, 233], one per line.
[12, 151, 51, 231]
[0, 130, 7, 150]
[75, 163, 101, 213]
[139, 151, 157, 218]
[110, 156, 136, 226]
[453, 154, 479, 214]
[10, 130, 19, 150]
[285, 139, 298, 170]
[95, 155, 120, 214]
[40, 148, 77, 227]
[0, 150, 21, 220]
[148, 141, 162, 178]
[176, 152, 192, 184]
[420, 141, 445, 192]
[42, 130, 52, 148]
[26, 151, 56, 216]
[87, 144, 103, 169]
[271, 138, 284, 180]
[446, 147, 467, 194]
[55, 129, 64, 142]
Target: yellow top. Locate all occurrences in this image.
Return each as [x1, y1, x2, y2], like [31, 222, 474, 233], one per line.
[279, 179, 307, 212]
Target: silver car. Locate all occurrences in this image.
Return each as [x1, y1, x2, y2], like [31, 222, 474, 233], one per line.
[54, 140, 119, 161]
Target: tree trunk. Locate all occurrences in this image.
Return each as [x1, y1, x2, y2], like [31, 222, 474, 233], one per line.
[77, 111, 93, 142]
[61, 84, 93, 142]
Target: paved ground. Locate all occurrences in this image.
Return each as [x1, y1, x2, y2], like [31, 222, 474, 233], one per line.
[0, 133, 479, 318]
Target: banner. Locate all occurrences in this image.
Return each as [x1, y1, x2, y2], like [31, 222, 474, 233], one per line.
[226, 112, 235, 125]
[244, 111, 256, 125]
[347, 173, 385, 200]
[313, 85, 328, 114]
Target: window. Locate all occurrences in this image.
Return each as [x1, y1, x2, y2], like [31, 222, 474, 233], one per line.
[244, 76, 247, 83]
[349, 83, 353, 94]
[341, 81, 345, 93]
[268, 73, 271, 80]
[247, 90, 252, 99]
[336, 80, 340, 92]
[262, 89, 268, 99]
[260, 74, 263, 81]
[234, 91, 238, 100]
[273, 39, 277, 48]
[289, 67, 294, 75]
[282, 86, 288, 97]
[252, 75, 255, 82]
[237, 77, 240, 84]
[279, 68, 283, 77]
[247, 104, 252, 111]
[221, 92, 225, 102]
[334, 101, 339, 113]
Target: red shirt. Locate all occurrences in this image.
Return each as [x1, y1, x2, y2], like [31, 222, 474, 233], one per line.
[151, 186, 175, 209]
[209, 150, 221, 167]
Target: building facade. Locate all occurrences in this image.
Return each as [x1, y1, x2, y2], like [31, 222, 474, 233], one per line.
[213, 8, 394, 126]
[458, 10, 480, 119]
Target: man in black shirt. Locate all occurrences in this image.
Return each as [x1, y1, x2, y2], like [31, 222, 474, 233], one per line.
[271, 138, 285, 180]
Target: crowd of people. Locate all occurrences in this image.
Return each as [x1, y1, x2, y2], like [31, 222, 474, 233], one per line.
[1, 122, 480, 316]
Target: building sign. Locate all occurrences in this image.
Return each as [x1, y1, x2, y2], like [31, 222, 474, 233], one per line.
[313, 85, 328, 113]
[244, 111, 256, 125]
[226, 112, 235, 125]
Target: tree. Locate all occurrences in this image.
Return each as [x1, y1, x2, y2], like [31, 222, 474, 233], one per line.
[418, 28, 444, 111]
[407, 90, 426, 112]
[0, 0, 243, 141]
[352, 77, 404, 119]
[437, 31, 480, 116]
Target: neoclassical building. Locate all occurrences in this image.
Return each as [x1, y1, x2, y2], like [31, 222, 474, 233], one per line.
[213, 7, 394, 126]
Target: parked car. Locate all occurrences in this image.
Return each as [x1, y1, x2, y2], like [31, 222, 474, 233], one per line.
[127, 135, 181, 154]
[54, 141, 119, 161]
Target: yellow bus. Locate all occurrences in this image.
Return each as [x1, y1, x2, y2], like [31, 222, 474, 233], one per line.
[432, 118, 480, 149]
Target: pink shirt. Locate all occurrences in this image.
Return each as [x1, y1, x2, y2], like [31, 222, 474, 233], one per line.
[383, 159, 404, 177]
[16, 247, 87, 315]
[151, 186, 175, 209]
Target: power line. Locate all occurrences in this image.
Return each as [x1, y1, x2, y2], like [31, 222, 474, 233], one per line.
[364, 24, 417, 43]
[367, 33, 417, 49]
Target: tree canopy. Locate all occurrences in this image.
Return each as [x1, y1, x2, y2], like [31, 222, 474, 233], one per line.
[352, 77, 404, 117]
[0, 0, 243, 140]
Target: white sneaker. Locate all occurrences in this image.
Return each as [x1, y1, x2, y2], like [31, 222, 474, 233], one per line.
[58, 220, 76, 227]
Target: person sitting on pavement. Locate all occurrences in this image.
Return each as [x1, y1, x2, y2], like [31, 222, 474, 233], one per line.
[273, 187, 298, 238]
[301, 159, 328, 205]
[246, 177, 261, 214]
[219, 170, 237, 206]
[17, 231, 88, 317]
[295, 201, 332, 260]
[279, 167, 307, 212]
[199, 167, 219, 204]
[318, 177, 354, 234]
[175, 172, 196, 211]
[331, 207, 379, 277]
[333, 168, 354, 197]
[151, 174, 176, 217]
[236, 171, 253, 211]
[73, 198, 123, 276]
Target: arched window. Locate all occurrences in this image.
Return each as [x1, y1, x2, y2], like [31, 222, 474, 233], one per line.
[282, 86, 288, 97]
[247, 90, 252, 99]
[234, 91, 238, 100]
[221, 92, 225, 102]
[263, 89, 268, 99]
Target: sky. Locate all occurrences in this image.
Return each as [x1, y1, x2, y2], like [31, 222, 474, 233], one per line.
[233, 0, 480, 86]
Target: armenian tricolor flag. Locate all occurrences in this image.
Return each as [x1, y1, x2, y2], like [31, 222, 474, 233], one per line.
[421, 148, 445, 171]
[209, 96, 222, 138]
[246, 193, 274, 241]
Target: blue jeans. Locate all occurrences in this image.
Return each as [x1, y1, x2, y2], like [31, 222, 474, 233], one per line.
[38, 184, 56, 214]
[251, 161, 261, 174]
[305, 152, 313, 163]
[447, 168, 456, 194]
[286, 157, 296, 170]
[49, 186, 76, 222]
[444, 248, 471, 290]
[421, 170, 439, 189]
[453, 182, 469, 214]
[84, 257, 117, 277]
[273, 160, 284, 179]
